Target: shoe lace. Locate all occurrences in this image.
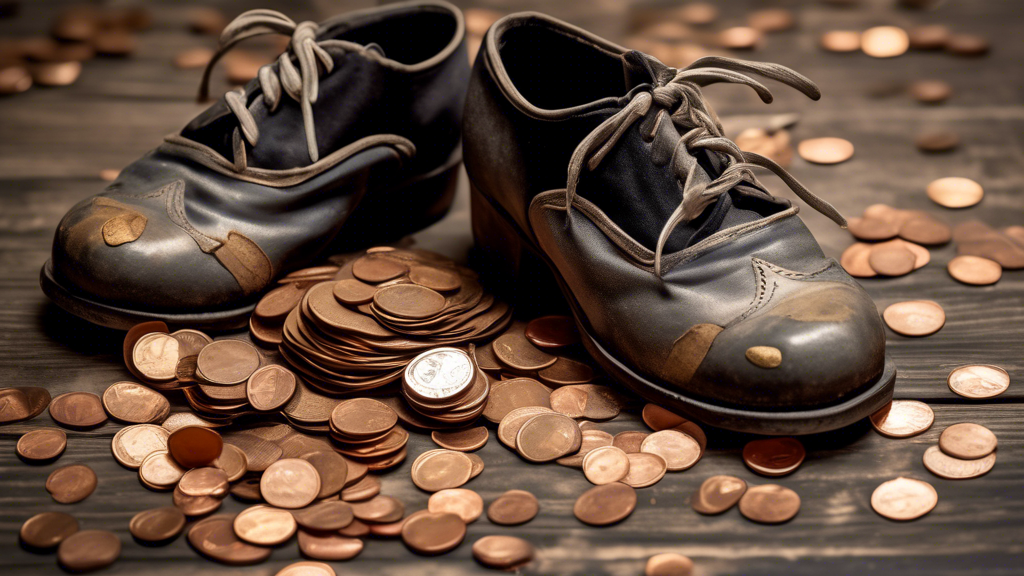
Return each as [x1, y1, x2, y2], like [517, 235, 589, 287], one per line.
[197, 9, 335, 164]
[565, 56, 847, 277]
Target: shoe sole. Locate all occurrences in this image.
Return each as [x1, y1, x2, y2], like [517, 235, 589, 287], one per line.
[40, 158, 462, 331]
[469, 183, 896, 435]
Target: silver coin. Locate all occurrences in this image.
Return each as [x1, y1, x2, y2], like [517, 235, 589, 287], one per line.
[404, 347, 474, 401]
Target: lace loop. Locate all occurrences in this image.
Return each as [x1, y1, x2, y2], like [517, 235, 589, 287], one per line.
[564, 56, 845, 277]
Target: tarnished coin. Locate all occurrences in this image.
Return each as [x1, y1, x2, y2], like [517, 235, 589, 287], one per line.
[46, 464, 97, 504]
[255, 284, 305, 322]
[524, 315, 579, 348]
[492, 331, 557, 371]
[908, 24, 949, 49]
[484, 378, 552, 423]
[538, 357, 594, 386]
[582, 445, 631, 485]
[167, 425, 223, 468]
[497, 406, 555, 448]
[408, 265, 462, 292]
[230, 477, 262, 501]
[102, 382, 170, 424]
[939, 423, 997, 460]
[428, 488, 484, 524]
[692, 475, 748, 515]
[432, 426, 489, 452]
[516, 413, 583, 463]
[840, 243, 878, 278]
[549, 384, 624, 420]
[621, 452, 667, 488]
[352, 255, 407, 283]
[947, 365, 1010, 399]
[472, 535, 534, 571]
[196, 340, 261, 385]
[642, 404, 687, 431]
[374, 284, 446, 319]
[743, 438, 805, 477]
[646, 553, 695, 576]
[331, 398, 397, 438]
[139, 451, 186, 489]
[133, 333, 180, 382]
[868, 242, 916, 276]
[557, 429, 615, 468]
[738, 484, 800, 524]
[411, 449, 474, 492]
[213, 443, 248, 482]
[351, 495, 405, 523]
[405, 348, 475, 401]
[17, 428, 67, 462]
[233, 505, 297, 546]
[946, 33, 989, 57]
[947, 255, 1001, 285]
[916, 129, 959, 153]
[296, 530, 364, 560]
[612, 431, 650, 454]
[883, 300, 945, 337]
[49, 391, 107, 428]
[333, 278, 377, 305]
[129, 507, 186, 543]
[277, 561, 336, 576]
[923, 445, 996, 480]
[261, 459, 321, 509]
[869, 400, 934, 438]
[798, 137, 854, 164]
[574, 482, 637, 526]
[641, 430, 701, 471]
[57, 530, 120, 571]
[927, 177, 983, 208]
[291, 500, 354, 531]
[821, 30, 860, 52]
[246, 365, 297, 411]
[401, 511, 466, 555]
[871, 477, 937, 521]
[188, 515, 272, 565]
[861, 26, 909, 58]
[0, 386, 51, 423]
[488, 490, 538, 525]
[178, 467, 230, 498]
[20, 512, 78, 549]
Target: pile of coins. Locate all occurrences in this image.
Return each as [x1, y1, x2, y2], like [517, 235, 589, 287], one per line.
[841, 204, 949, 278]
[402, 346, 490, 426]
[951, 221, 1024, 280]
[328, 398, 409, 470]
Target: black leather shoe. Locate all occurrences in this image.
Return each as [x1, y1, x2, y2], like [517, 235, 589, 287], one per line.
[463, 13, 895, 435]
[42, 1, 468, 330]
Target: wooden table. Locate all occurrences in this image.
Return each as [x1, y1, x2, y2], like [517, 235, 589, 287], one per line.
[2, 1, 1022, 574]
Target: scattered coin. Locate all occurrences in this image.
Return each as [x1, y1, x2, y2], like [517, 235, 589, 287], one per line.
[102, 381, 170, 424]
[916, 129, 959, 153]
[139, 450, 186, 489]
[291, 500, 354, 531]
[132, 332, 180, 382]
[401, 511, 466, 555]
[923, 445, 996, 480]
[167, 425, 223, 468]
[57, 530, 120, 571]
[46, 464, 97, 503]
[612, 430, 649, 454]
[432, 426, 489, 452]
[497, 406, 555, 448]
[899, 217, 951, 246]
[16, 428, 67, 462]
[691, 475, 748, 515]
[738, 484, 800, 524]
[582, 445, 631, 485]
[178, 467, 230, 498]
[129, 507, 186, 543]
[910, 80, 952, 104]
[939, 422, 997, 460]
[946, 33, 989, 57]
[246, 365, 297, 411]
[871, 477, 937, 521]
[492, 331, 557, 371]
[351, 495, 405, 523]
[524, 315, 579, 348]
[0, 65, 31, 94]
[299, 450, 348, 498]
[927, 177, 983, 208]
[296, 530, 364, 560]
[411, 449, 474, 492]
[516, 413, 583, 463]
[742, 438, 806, 477]
[908, 25, 950, 50]
[0, 386, 50, 423]
[868, 241, 916, 276]
[821, 30, 860, 52]
[93, 29, 137, 57]
[472, 535, 534, 571]
[30, 61, 82, 86]
[233, 505, 297, 546]
[840, 243, 877, 278]
[861, 26, 909, 58]
[557, 429, 615, 468]
[20, 512, 78, 549]
[869, 400, 934, 438]
[341, 475, 381, 502]
[173, 484, 223, 517]
[261, 458, 321, 509]
[641, 430, 701, 471]
[947, 365, 1010, 399]
[646, 553, 695, 576]
[574, 482, 637, 526]
[188, 515, 272, 565]
[882, 300, 945, 337]
[213, 443, 248, 482]
[488, 490, 538, 525]
[429, 488, 484, 523]
[954, 221, 1024, 269]
[549, 384, 624, 419]
[620, 452, 667, 488]
[798, 137, 854, 164]
[947, 255, 1001, 286]
[277, 561, 337, 576]
[484, 378, 552, 423]
[847, 217, 898, 241]
[747, 8, 794, 32]
[642, 403, 687, 431]
[49, 391, 107, 428]
[197, 340, 261, 385]
[174, 47, 214, 69]
[718, 26, 762, 50]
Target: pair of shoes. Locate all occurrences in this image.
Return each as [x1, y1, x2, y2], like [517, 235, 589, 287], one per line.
[42, 5, 894, 434]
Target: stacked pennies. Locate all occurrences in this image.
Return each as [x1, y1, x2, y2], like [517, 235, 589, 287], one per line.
[328, 398, 409, 471]
[402, 347, 490, 426]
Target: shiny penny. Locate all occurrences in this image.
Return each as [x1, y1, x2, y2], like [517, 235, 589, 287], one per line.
[798, 137, 854, 164]
[411, 449, 474, 492]
[946, 33, 989, 57]
[196, 340, 261, 385]
[233, 505, 297, 546]
[743, 438, 806, 477]
[102, 381, 170, 424]
[641, 430, 701, 471]
[17, 428, 67, 461]
[173, 485, 223, 517]
[487, 490, 538, 525]
[111, 424, 170, 469]
[923, 445, 996, 480]
[401, 511, 466, 555]
[178, 467, 230, 498]
[0, 386, 51, 423]
[947, 365, 1010, 399]
[291, 500, 355, 531]
[538, 357, 594, 386]
[296, 530, 364, 560]
[374, 284, 446, 319]
[557, 429, 615, 468]
[612, 430, 650, 454]
[20, 512, 78, 549]
[947, 255, 1001, 285]
[691, 475, 748, 515]
[331, 398, 397, 438]
[129, 507, 186, 542]
[132, 332, 180, 382]
[276, 561, 337, 576]
[908, 24, 950, 50]
[57, 530, 120, 571]
[46, 464, 97, 503]
[496, 406, 555, 448]
[167, 425, 223, 468]
[574, 482, 637, 526]
[582, 445, 631, 485]
[927, 177, 983, 208]
[883, 300, 945, 337]
[646, 553, 695, 576]
[821, 30, 860, 52]
[871, 477, 937, 521]
[869, 400, 934, 438]
[516, 413, 583, 463]
[747, 8, 794, 32]
[492, 331, 557, 371]
[472, 535, 534, 571]
[621, 452, 668, 489]
[718, 26, 762, 50]
[861, 26, 909, 58]
[738, 484, 800, 524]
[261, 458, 321, 509]
[899, 218, 951, 247]
[49, 391, 107, 428]
[188, 515, 272, 565]
[841, 243, 877, 278]
[139, 450, 186, 489]
[246, 365, 297, 411]
[524, 315, 579, 348]
[939, 422, 997, 460]
[428, 488, 484, 523]
[432, 426, 489, 452]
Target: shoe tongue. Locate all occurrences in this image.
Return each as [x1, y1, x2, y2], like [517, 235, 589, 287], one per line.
[620, 50, 675, 90]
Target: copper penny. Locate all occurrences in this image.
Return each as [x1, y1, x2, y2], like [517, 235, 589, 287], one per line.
[524, 315, 579, 348]
[871, 477, 937, 521]
[173, 483, 223, 516]
[472, 535, 534, 570]
[908, 24, 949, 50]
[910, 80, 952, 104]
[927, 177, 983, 208]
[646, 553, 695, 576]
[432, 426, 489, 452]
[49, 391, 107, 428]
[174, 47, 214, 69]
[374, 284, 446, 319]
[178, 467, 230, 498]
[846, 217, 898, 242]
[869, 400, 934, 438]
[467, 452, 485, 479]
[861, 26, 909, 58]
[691, 475, 748, 515]
[20, 512, 78, 549]
[582, 445, 631, 485]
[45, 464, 96, 504]
[747, 8, 794, 32]
[492, 331, 557, 371]
[230, 477, 262, 501]
[516, 413, 583, 463]
[292, 500, 354, 531]
[233, 505, 297, 546]
[261, 458, 321, 509]
[139, 450, 186, 489]
[296, 530, 364, 560]
[743, 438, 806, 477]
[0, 65, 32, 95]
[538, 357, 594, 386]
[939, 423, 997, 460]
[102, 381, 170, 424]
[428, 488, 484, 524]
[411, 449, 474, 492]
[333, 278, 378, 305]
[612, 431, 650, 454]
[57, 530, 120, 571]
[31, 61, 82, 86]
[946, 34, 989, 57]
[868, 242, 916, 276]
[341, 475, 381, 502]
[738, 484, 800, 524]
[621, 452, 667, 489]
[300, 450, 348, 499]
[820, 30, 860, 52]
[223, 433, 282, 472]
[255, 283, 305, 322]
[0, 386, 51, 423]
[408, 265, 462, 292]
[497, 406, 555, 448]
[129, 507, 186, 542]
[947, 255, 1001, 286]
[352, 255, 407, 283]
[676, 2, 718, 25]
[246, 365, 297, 411]
[483, 378, 552, 423]
[549, 384, 624, 420]
[916, 129, 959, 153]
[557, 429, 615, 468]
[574, 482, 637, 526]
[132, 332, 180, 382]
[351, 495, 405, 523]
[331, 398, 397, 438]
[197, 340, 261, 385]
[401, 511, 466, 555]
[642, 404, 687, 431]
[641, 430, 701, 471]
[947, 365, 1010, 399]
[883, 300, 945, 337]
[188, 515, 272, 565]
[277, 561, 337, 576]
[899, 217, 951, 247]
[840, 243, 877, 278]
[718, 26, 762, 50]
[923, 445, 996, 480]
[213, 443, 248, 482]
[167, 425, 223, 468]
[487, 490, 538, 525]
[17, 428, 67, 461]
[798, 137, 854, 164]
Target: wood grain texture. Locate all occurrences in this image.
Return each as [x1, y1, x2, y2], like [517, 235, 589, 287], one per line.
[0, 0, 1022, 575]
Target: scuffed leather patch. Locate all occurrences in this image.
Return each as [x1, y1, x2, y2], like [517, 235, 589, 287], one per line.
[213, 231, 273, 294]
[102, 211, 147, 246]
[660, 323, 724, 385]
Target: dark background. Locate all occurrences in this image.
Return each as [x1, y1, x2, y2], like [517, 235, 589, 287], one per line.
[1, 0, 1023, 575]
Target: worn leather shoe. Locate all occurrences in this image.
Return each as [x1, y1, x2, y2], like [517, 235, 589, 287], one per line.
[42, 1, 468, 330]
[464, 13, 895, 434]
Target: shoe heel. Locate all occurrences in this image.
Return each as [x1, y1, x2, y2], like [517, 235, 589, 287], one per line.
[469, 183, 566, 314]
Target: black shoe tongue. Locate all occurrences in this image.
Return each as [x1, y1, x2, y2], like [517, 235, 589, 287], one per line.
[621, 50, 675, 90]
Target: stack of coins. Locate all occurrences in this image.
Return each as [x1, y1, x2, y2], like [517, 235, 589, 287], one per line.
[328, 398, 409, 471]
[840, 204, 950, 279]
[401, 347, 490, 426]
[249, 265, 341, 347]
